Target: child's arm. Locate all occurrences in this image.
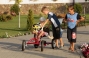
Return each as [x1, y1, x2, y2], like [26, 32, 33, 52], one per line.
[63, 14, 67, 23]
[45, 21, 51, 28]
[41, 19, 49, 27]
[38, 30, 44, 39]
[76, 15, 84, 25]
[38, 19, 49, 39]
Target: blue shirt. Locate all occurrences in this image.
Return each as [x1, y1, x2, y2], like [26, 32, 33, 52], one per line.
[65, 13, 81, 29]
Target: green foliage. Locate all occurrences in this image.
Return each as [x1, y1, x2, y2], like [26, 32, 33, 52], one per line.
[0, 15, 3, 21]
[15, 0, 22, 4]
[6, 15, 12, 20]
[10, 4, 20, 15]
[27, 9, 34, 31]
[2, 14, 7, 22]
[0, 14, 12, 22]
[74, 3, 83, 14]
[39, 13, 43, 17]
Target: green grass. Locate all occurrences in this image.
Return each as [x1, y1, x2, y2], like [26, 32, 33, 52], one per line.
[0, 15, 40, 38]
[84, 14, 89, 25]
[0, 14, 89, 38]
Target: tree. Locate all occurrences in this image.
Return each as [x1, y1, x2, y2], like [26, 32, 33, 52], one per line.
[74, 3, 83, 14]
[27, 9, 34, 31]
[15, 0, 22, 5]
[9, 0, 22, 5]
[10, 4, 20, 15]
[10, 0, 22, 15]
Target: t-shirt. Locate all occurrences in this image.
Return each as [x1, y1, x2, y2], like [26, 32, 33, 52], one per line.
[65, 13, 81, 29]
[47, 12, 60, 29]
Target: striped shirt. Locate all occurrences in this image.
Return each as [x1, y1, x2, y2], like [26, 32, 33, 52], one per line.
[47, 12, 60, 28]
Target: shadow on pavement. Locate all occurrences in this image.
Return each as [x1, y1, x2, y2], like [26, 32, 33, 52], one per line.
[0, 42, 22, 51]
[77, 31, 89, 35]
[24, 51, 67, 58]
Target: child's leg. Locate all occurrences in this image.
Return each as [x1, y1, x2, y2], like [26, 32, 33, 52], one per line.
[59, 31, 64, 46]
[69, 42, 72, 50]
[44, 32, 53, 39]
[38, 31, 44, 39]
[71, 26, 77, 51]
[59, 38, 64, 46]
[71, 42, 75, 51]
[55, 39, 59, 47]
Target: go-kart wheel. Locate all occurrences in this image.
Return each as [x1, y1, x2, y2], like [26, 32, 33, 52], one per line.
[34, 44, 39, 48]
[22, 40, 26, 51]
[51, 39, 55, 49]
[41, 40, 44, 52]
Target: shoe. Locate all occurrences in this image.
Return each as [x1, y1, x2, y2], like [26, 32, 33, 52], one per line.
[48, 36, 53, 39]
[55, 46, 59, 49]
[59, 46, 63, 49]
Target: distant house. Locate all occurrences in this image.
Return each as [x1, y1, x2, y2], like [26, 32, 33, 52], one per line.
[0, 0, 89, 15]
[0, 0, 89, 4]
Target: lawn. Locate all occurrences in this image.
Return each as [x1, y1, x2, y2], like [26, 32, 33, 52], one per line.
[0, 15, 40, 38]
[0, 14, 89, 38]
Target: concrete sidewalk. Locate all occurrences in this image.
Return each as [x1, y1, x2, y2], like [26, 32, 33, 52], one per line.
[0, 26, 89, 58]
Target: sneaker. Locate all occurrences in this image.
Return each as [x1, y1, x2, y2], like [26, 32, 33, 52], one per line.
[55, 46, 59, 49]
[59, 46, 63, 49]
[48, 36, 53, 39]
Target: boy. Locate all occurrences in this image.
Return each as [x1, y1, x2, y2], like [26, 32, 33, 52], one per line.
[40, 6, 64, 48]
[64, 5, 84, 52]
[32, 17, 53, 39]
[58, 14, 65, 48]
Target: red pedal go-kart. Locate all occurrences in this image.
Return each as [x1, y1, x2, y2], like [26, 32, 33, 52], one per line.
[21, 24, 56, 52]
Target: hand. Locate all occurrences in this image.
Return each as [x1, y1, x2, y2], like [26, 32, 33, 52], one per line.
[76, 20, 80, 25]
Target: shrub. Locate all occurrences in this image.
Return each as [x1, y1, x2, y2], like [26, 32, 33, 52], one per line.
[27, 9, 34, 31]
[3, 11, 8, 15]
[6, 15, 12, 20]
[0, 15, 3, 21]
[74, 3, 83, 14]
[0, 14, 13, 22]
[2, 14, 7, 22]
[10, 4, 20, 15]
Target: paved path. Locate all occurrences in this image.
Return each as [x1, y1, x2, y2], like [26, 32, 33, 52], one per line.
[0, 26, 89, 58]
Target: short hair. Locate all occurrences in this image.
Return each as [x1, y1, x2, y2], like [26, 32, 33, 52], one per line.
[41, 6, 47, 12]
[68, 5, 74, 10]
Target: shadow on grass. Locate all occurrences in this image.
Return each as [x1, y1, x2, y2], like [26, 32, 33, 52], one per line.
[0, 28, 27, 32]
[34, 16, 40, 19]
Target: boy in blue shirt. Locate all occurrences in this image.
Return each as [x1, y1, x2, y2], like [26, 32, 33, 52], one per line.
[64, 5, 84, 52]
[40, 6, 64, 48]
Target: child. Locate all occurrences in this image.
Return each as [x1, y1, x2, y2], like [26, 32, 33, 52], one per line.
[57, 14, 65, 48]
[64, 5, 84, 52]
[32, 17, 53, 39]
[40, 6, 64, 48]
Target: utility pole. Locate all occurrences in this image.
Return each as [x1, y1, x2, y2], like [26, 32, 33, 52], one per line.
[73, 0, 75, 6]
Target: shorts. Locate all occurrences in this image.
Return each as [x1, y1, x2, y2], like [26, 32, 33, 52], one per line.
[60, 31, 62, 38]
[67, 26, 77, 43]
[52, 27, 60, 39]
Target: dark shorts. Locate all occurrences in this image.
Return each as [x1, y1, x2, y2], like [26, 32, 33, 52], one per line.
[67, 26, 77, 43]
[52, 27, 60, 39]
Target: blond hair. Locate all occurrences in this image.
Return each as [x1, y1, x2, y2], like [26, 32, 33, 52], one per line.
[41, 6, 48, 12]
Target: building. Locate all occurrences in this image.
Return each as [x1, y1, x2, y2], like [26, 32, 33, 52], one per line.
[0, 0, 89, 14]
[0, 0, 89, 4]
